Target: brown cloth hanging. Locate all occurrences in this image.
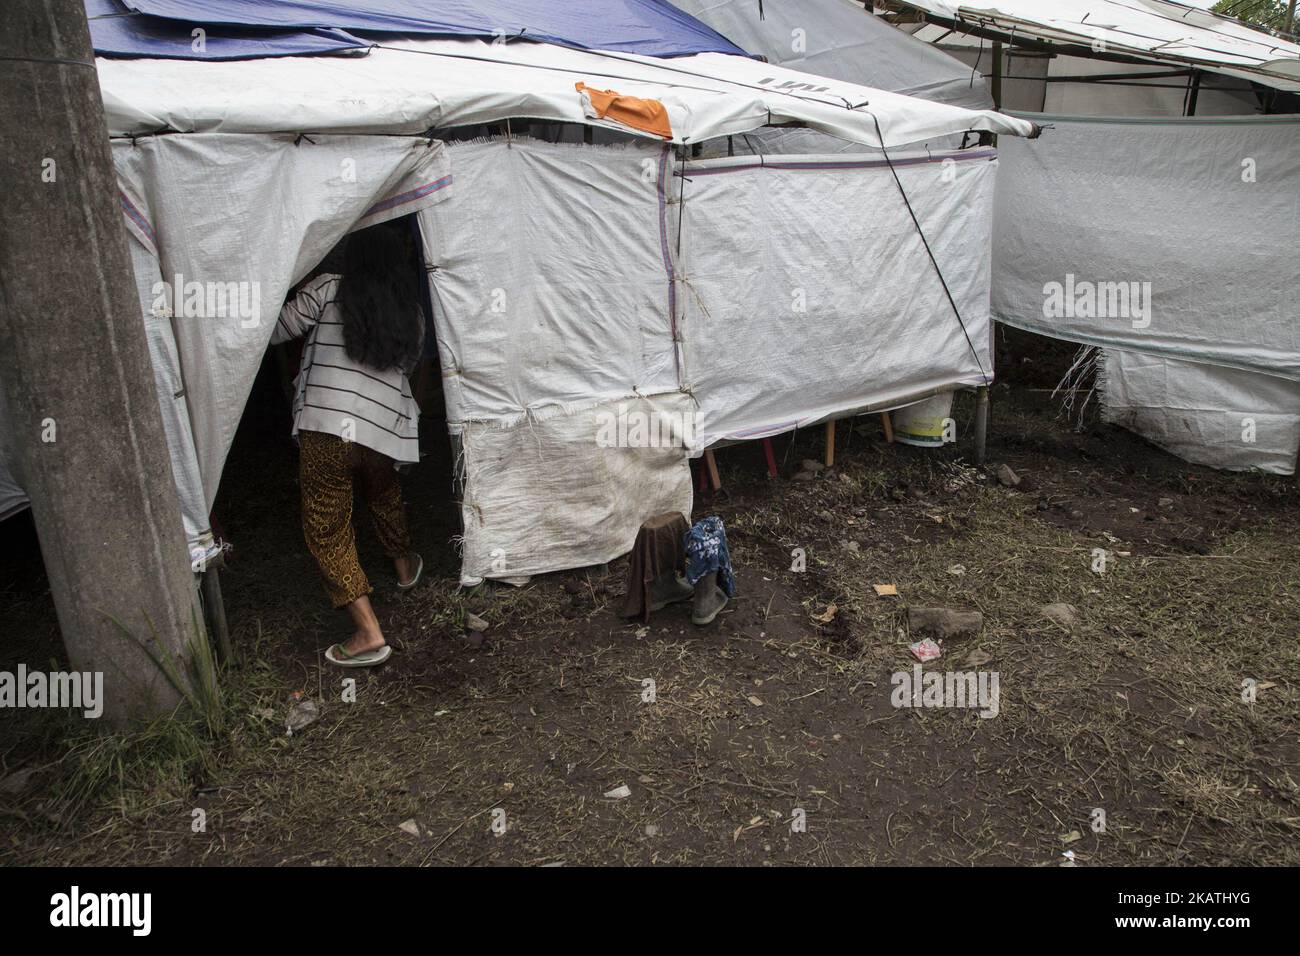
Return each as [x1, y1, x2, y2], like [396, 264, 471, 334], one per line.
[620, 511, 689, 623]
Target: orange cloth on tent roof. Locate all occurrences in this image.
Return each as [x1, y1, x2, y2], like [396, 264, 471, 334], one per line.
[575, 82, 673, 140]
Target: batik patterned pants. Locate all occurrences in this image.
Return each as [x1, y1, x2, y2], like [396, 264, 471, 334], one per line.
[684, 515, 735, 598]
[299, 429, 411, 608]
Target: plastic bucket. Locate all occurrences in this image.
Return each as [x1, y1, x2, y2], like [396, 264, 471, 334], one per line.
[892, 392, 955, 448]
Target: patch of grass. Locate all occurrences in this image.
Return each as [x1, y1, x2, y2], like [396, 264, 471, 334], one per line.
[4, 611, 270, 844]
[38, 708, 217, 828]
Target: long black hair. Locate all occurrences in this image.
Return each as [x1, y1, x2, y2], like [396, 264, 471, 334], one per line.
[337, 220, 424, 371]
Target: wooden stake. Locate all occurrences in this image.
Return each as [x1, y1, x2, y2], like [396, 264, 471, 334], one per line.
[761, 437, 778, 478]
[703, 449, 722, 491]
[824, 420, 836, 468]
[881, 411, 894, 443]
[201, 566, 232, 664]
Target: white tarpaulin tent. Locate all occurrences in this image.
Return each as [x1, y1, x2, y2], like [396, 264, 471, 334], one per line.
[416, 137, 997, 581]
[4, 31, 1037, 581]
[1101, 349, 1300, 473]
[987, 111, 1300, 476]
[893, 0, 1300, 92]
[888, 2, 1300, 473]
[97, 35, 1033, 145]
[677, 148, 996, 445]
[993, 114, 1300, 381]
[673, 0, 993, 109]
[990, 113, 1300, 474]
[668, 0, 992, 154]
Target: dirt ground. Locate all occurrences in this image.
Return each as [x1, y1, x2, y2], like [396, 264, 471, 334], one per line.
[2, 345, 1298, 866]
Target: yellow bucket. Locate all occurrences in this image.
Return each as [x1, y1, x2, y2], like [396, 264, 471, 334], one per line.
[892, 392, 955, 448]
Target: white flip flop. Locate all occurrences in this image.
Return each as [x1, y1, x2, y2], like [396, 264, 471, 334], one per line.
[325, 642, 392, 668]
[397, 552, 424, 591]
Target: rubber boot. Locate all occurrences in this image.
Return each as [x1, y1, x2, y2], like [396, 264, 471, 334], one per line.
[691, 570, 729, 625]
[648, 572, 694, 612]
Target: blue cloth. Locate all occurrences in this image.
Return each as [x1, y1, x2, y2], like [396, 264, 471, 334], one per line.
[87, 0, 371, 60]
[109, 0, 749, 58]
[684, 516, 734, 598]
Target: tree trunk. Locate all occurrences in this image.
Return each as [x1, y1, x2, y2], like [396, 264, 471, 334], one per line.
[0, 0, 206, 724]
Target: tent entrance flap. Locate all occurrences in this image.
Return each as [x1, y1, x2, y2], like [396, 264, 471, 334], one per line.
[110, 133, 453, 553]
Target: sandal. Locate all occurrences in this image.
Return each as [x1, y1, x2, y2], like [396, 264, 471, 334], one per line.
[325, 642, 392, 668]
[397, 552, 424, 591]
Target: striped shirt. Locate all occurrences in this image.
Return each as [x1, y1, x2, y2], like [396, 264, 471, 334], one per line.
[273, 274, 420, 463]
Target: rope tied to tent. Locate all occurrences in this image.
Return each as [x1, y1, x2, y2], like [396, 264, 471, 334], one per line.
[677, 275, 712, 322]
[673, 149, 692, 389]
[674, 150, 689, 258]
[866, 111, 990, 387]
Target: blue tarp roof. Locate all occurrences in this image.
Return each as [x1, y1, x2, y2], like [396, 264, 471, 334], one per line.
[88, 1, 370, 60]
[88, 0, 749, 60]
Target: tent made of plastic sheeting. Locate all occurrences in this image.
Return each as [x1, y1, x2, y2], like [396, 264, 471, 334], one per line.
[669, 0, 993, 154]
[0, 28, 1039, 576]
[414, 136, 997, 584]
[880, 4, 1298, 472]
[991, 112, 1300, 474]
[95, 35, 1037, 145]
[47, 125, 1010, 582]
[902, 29, 1264, 117]
[891, 0, 1300, 92]
[671, 0, 992, 108]
[94, 133, 455, 565]
[675, 149, 996, 445]
[1101, 349, 1300, 474]
[20, 121, 1008, 574]
[993, 115, 1300, 381]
